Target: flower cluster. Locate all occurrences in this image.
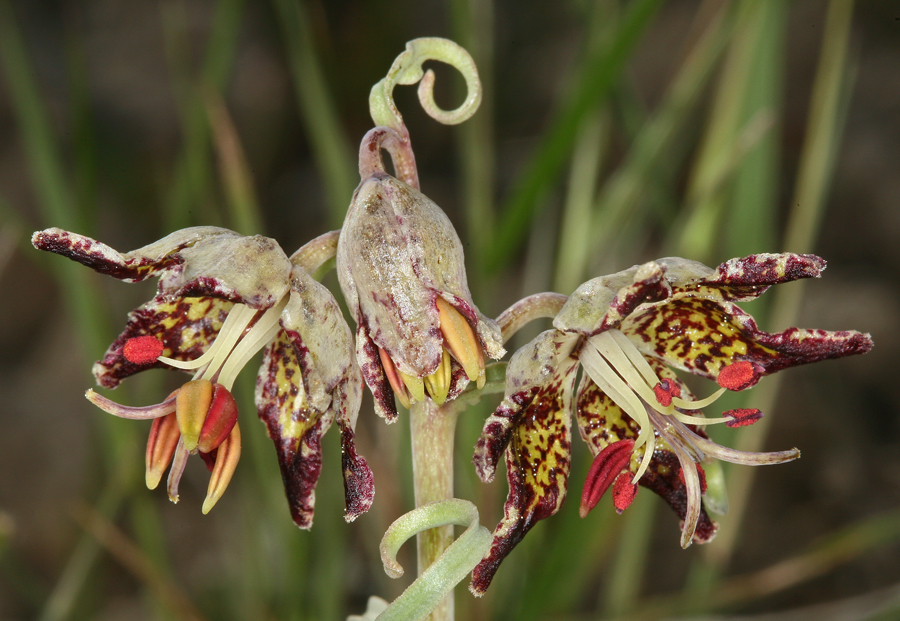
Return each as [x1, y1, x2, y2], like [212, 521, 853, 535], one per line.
[469, 254, 872, 593]
[31, 38, 874, 610]
[32, 226, 372, 528]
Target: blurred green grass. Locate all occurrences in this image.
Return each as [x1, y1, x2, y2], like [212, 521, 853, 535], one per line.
[1, 0, 896, 620]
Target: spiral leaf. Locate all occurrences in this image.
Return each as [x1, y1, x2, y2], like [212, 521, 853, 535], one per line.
[371, 499, 492, 621]
[369, 38, 481, 131]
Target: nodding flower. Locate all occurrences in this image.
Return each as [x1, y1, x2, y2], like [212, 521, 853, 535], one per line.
[469, 253, 873, 595]
[32, 227, 372, 529]
[337, 126, 504, 422]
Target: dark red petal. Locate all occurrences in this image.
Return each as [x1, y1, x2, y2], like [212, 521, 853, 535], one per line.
[580, 439, 635, 518]
[356, 322, 399, 423]
[339, 416, 375, 522]
[644, 451, 718, 544]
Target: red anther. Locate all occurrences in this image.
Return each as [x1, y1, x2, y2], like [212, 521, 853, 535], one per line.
[580, 439, 635, 518]
[653, 379, 682, 407]
[197, 384, 239, 454]
[717, 360, 763, 391]
[724, 408, 764, 428]
[612, 472, 638, 514]
[123, 336, 164, 364]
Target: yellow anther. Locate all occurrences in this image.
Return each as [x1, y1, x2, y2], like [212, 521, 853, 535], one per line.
[400, 371, 426, 404]
[424, 349, 452, 404]
[175, 379, 214, 453]
[436, 297, 484, 383]
[202, 423, 242, 514]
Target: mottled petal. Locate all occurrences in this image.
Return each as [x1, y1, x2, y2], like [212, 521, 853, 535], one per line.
[285, 267, 373, 522]
[32, 227, 228, 282]
[94, 296, 232, 388]
[256, 330, 329, 529]
[554, 261, 671, 335]
[357, 321, 400, 422]
[256, 268, 369, 528]
[697, 253, 826, 301]
[159, 234, 292, 309]
[473, 330, 578, 483]
[32, 227, 292, 309]
[621, 296, 872, 381]
[470, 336, 578, 596]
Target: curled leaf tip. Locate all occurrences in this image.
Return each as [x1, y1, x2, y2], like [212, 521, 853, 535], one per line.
[369, 37, 481, 132]
[375, 499, 492, 621]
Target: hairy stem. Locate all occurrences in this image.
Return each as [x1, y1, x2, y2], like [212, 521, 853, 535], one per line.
[409, 400, 460, 621]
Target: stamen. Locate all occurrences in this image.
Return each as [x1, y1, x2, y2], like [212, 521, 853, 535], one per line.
[213, 296, 288, 390]
[644, 407, 706, 546]
[197, 384, 239, 453]
[167, 438, 189, 503]
[724, 408, 764, 428]
[202, 423, 241, 514]
[123, 336, 164, 364]
[669, 416, 799, 466]
[612, 472, 638, 514]
[671, 387, 727, 411]
[671, 412, 734, 426]
[86, 389, 176, 420]
[717, 360, 763, 391]
[653, 380, 680, 407]
[379, 347, 411, 409]
[579, 342, 653, 453]
[145, 412, 180, 490]
[580, 439, 635, 518]
[633, 433, 656, 483]
[400, 371, 426, 404]
[591, 332, 665, 414]
[436, 297, 484, 383]
[175, 379, 214, 453]
[423, 348, 452, 404]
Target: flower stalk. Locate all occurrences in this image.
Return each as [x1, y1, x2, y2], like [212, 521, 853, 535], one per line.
[409, 400, 460, 621]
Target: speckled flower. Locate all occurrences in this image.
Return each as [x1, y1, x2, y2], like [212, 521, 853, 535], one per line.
[470, 253, 873, 594]
[32, 227, 372, 528]
[336, 127, 504, 422]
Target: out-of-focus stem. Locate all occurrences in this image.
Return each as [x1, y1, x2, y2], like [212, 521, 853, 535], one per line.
[409, 400, 460, 621]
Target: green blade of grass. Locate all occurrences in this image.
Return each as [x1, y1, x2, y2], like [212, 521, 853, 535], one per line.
[271, 0, 356, 229]
[484, 0, 664, 273]
[161, 0, 246, 231]
[449, 0, 496, 288]
[589, 4, 731, 265]
[631, 507, 900, 619]
[705, 0, 857, 580]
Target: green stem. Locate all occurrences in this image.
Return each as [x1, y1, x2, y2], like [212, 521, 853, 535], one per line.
[409, 400, 460, 621]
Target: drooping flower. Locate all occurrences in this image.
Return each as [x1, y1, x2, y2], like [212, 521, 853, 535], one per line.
[336, 127, 504, 421]
[32, 227, 372, 528]
[470, 253, 873, 594]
